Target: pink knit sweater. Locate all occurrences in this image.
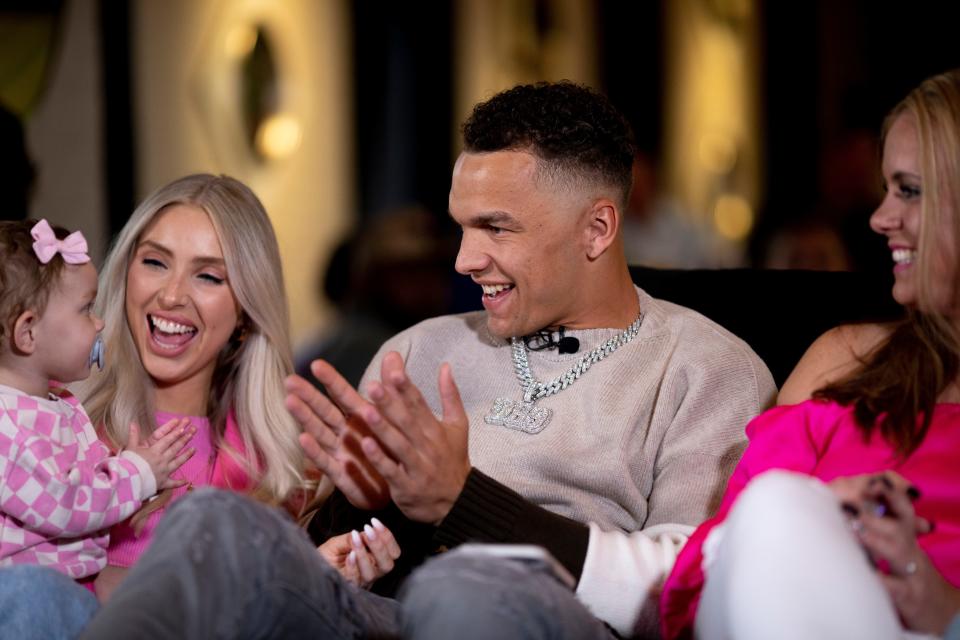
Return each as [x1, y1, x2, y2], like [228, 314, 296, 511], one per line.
[106, 410, 254, 567]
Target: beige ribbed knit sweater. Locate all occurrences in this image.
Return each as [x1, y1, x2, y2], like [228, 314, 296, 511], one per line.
[361, 286, 776, 634]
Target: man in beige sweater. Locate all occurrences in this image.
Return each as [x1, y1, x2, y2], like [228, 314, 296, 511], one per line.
[294, 81, 776, 638]
[80, 82, 775, 640]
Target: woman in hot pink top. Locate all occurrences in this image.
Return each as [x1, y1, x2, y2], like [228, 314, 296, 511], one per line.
[662, 70, 960, 640]
[661, 401, 960, 639]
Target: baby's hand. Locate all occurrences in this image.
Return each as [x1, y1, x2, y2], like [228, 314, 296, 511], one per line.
[127, 418, 196, 490]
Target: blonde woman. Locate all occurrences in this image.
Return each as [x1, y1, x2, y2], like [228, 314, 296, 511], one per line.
[662, 70, 960, 640]
[74, 174, 303, 596]
[82, 174, 395, 600]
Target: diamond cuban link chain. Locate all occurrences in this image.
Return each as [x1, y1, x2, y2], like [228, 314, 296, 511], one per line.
[484, 312, 644, 434]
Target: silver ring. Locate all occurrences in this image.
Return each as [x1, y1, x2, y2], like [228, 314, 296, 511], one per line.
[904, 560, 918, 575]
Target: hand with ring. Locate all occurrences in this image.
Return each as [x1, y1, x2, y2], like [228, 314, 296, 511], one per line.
[830, 471, 960, 634]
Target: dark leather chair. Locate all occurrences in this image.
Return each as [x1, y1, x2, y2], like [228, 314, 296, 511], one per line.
[629, 266, 903, 387]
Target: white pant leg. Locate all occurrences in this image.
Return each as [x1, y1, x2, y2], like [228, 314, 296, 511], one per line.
[695, 470, 903, 640]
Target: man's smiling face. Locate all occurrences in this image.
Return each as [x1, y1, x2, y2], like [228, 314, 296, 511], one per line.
[449, 149, 589, 339]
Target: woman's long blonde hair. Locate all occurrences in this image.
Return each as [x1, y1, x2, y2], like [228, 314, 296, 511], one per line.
[817, 69, 960, 455]
[80, 174, 304, 501]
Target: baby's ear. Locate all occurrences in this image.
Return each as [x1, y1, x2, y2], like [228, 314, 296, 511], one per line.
[12, 309, 39, 355]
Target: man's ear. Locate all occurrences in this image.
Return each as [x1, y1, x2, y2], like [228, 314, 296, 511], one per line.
[584, 198, 621, 260]
[12, 309, 39, 355]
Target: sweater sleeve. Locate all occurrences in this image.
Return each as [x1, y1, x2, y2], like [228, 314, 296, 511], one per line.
[659, 401, 825, 639]
[0, 412, 152, 537]
[520, 324, 779, 638]
[434, 470, 698, 637]
[433, 468, 590, 578]
[645, 337, 777, 530]
[545, 332, 767, 637]
[578, 522, 693, 637]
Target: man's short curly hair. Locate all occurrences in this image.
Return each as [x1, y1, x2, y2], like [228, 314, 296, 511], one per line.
[0, 219, 72, 352]
[461, 81, 636, 206]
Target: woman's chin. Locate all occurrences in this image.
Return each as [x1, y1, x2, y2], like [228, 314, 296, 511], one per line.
[891, 283, 915, 309]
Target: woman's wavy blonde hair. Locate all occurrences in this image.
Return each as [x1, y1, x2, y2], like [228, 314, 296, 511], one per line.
[80, 174, 304, 501]
[902, 70, 960, 321]
[817, 69, 960, 455]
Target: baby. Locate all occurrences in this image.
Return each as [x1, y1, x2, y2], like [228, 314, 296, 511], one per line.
[0, 219, 194, 581]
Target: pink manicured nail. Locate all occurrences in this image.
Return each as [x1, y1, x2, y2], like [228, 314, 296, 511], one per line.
[347, 550, 357, 565]
[364, 524, 376, 541]
[371, 517, 386, 531]
[351, 530, 362, 547]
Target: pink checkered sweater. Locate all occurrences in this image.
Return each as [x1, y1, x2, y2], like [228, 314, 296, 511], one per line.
[0, 384, 156, 579]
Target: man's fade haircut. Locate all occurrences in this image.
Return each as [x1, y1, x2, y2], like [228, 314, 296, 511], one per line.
[461, 81, 636, 207]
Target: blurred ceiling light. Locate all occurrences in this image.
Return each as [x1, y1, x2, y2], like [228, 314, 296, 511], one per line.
[698, 133, 738, 174]
[255, 113, 302, 159]
[713, 193, 753, 240]
[225, 24, 258, 59]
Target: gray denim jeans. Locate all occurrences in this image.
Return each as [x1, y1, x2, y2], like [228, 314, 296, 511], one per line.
[0, 565, 98, 640]
[80, 488, 400, 640]
[80, 488, 613, 639]
[400, 550, 615, 639]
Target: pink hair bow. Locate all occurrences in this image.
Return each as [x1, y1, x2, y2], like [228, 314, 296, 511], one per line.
[31, 219, 90, 265]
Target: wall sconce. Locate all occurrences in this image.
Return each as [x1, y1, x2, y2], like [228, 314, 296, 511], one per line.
[192, 18, 302, 169]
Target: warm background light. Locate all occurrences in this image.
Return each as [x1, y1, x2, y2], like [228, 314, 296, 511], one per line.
[455, 0, 597, 153]
[255, 113, 302, 159]
[713, 193, 754, 241]
[135, 0, 352, 345]
[224, 23, 257, 59]
[664, 0, 760, 253]
[698, 133, 738, 175]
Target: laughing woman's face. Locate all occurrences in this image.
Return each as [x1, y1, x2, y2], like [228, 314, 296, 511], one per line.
[125, 204, 240, 412]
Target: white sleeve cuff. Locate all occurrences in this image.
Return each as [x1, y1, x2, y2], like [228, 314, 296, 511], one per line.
[119, 450, 157, 500]
[575, 522, 693, 637]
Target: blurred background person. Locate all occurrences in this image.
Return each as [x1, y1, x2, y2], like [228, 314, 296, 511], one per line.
[295, 206, 456, 389]
[754, 209, 853, 271]
[622, 152, 741, 268]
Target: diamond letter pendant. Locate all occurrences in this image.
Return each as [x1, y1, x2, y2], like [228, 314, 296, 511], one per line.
[484, 398, 552, 434]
